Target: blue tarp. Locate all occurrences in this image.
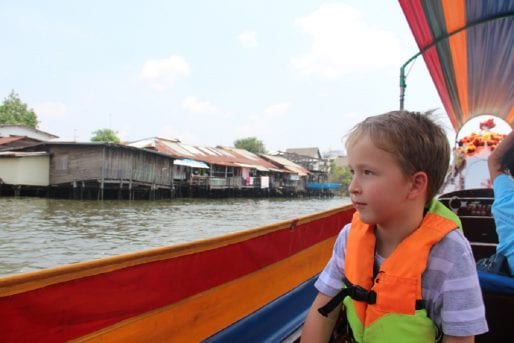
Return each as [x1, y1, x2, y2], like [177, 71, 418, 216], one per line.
[173, 158, 210, 169]
[306, 183, 342, 190]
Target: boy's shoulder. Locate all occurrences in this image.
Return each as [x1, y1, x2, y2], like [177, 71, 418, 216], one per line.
[431, 228, 473, 256]
[427, 229, 476, 275]
[431, 229, 472, 258]
[335, 223, 352, 249]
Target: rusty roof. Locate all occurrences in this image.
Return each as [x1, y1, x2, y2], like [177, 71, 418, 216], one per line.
[260, 154, 311, 176]
[128, 137, 291, 173]
[0, 136, 26, 145]
[8, 141, 177, 160]
[285, 147, 322, 160]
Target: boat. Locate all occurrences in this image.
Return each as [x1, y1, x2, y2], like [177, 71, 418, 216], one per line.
[1, 1, 513, 342]
[0, 205, 355, 342]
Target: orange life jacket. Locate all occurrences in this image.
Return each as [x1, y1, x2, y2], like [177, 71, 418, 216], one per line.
[319, 200, 461, 342]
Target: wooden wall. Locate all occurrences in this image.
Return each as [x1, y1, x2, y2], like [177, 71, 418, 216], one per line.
[47, 145, 173, 187]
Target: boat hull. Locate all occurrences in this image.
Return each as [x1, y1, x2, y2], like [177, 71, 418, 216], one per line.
[0, 205, 354, 342]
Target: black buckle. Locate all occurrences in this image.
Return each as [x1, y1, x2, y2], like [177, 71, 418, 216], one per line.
[349, 285, 376, 304]
[318, 285, 377, 317]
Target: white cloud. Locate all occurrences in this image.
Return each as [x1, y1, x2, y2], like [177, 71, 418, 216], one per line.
[140, 55, 191, 91]
[181, 96, 219, 115]
[238, 30, 259, 48]
[34, 101, 67, 119]
[262, 102, 291, 118]
[237, 101, 292, 137]
[291, 3, 405, 78]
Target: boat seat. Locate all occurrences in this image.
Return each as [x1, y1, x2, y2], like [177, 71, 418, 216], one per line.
[476, 272, 514, 342]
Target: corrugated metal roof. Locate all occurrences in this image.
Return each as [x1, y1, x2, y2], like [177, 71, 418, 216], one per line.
[235, 163, 269, 171]
[260, 154, 311, 176]
[0, 136, 26, 145]
[218, 147, 280, 171]
[0, 125, 58, 139]
[127, 138, 289, 173]
[10, 141, 178, 160]
[285, 147, 322, 160]
[231, 148, 260, 161]
[284, 165, 309, 176]
[129, 138, 157, 149]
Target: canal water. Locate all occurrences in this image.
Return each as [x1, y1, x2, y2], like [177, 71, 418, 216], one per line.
[0, 196, 350, 276]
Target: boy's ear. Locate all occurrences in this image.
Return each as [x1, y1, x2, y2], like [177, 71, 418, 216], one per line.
[407, 171, 428, 200]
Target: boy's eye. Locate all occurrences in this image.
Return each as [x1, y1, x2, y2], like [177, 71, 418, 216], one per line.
[349, 169, 355, 175]
[364, 170, 374, 175]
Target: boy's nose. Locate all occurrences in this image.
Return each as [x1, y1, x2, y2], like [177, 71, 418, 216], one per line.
[348, 178, 360, 194]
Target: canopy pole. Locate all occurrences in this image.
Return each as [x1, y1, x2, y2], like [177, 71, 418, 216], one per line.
[399, 52, 421, 111]
[399, 12, 513, 111]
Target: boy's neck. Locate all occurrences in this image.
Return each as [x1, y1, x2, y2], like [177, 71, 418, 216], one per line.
[375, 206, 425, 258]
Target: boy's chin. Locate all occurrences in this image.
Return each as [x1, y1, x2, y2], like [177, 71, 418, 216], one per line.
[357, 212, 377, 225]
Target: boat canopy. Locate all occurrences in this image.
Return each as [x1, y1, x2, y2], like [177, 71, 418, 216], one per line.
[399, 0, 513, 132]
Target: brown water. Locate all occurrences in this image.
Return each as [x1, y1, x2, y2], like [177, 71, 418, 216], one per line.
[0, 196, 349, 276]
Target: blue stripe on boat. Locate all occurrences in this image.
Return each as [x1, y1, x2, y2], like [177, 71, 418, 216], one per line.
[204, 275, 319, 342]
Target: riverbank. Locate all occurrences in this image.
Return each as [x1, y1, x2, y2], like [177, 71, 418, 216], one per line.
[0, 183, 340, 199]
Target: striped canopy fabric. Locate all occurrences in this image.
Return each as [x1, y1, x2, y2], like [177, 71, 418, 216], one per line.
[399, 0, 513, 132]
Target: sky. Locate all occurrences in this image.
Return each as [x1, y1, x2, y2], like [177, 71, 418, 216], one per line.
[1, 0, 510, 154]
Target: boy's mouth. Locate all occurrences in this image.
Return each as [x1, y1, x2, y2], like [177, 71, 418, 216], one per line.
[352, 201, 366, 210]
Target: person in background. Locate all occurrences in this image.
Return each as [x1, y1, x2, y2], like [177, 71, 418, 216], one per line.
[488, 130, 514, 276]
[302, 111, 487, 343]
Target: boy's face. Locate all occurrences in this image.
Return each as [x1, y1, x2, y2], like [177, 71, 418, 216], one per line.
[347, 134, 413, 228]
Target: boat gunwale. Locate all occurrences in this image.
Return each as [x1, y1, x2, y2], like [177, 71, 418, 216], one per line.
[0, 203, 353, 296]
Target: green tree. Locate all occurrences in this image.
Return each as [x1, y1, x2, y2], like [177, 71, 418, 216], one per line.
[328, 161, 353, 195]
[91, 128, 121, 144]
[234, 137, 267, 154]
[0, 90, 38, 128]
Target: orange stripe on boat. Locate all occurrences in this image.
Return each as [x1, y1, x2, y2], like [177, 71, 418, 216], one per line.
[71, 237, 336, 342]
[442, 0, 469, 122]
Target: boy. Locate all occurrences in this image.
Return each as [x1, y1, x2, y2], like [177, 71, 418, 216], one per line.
[487, 130, 514, 275]
[302, 111, 488, 342]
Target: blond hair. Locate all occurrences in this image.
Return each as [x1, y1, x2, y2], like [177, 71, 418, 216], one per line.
[345, 111, 450, 203]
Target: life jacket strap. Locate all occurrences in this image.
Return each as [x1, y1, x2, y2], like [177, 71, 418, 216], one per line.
[318, 278, 376, 317]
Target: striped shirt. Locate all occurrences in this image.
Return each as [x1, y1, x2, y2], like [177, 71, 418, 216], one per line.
[315, 223, 489, 336]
